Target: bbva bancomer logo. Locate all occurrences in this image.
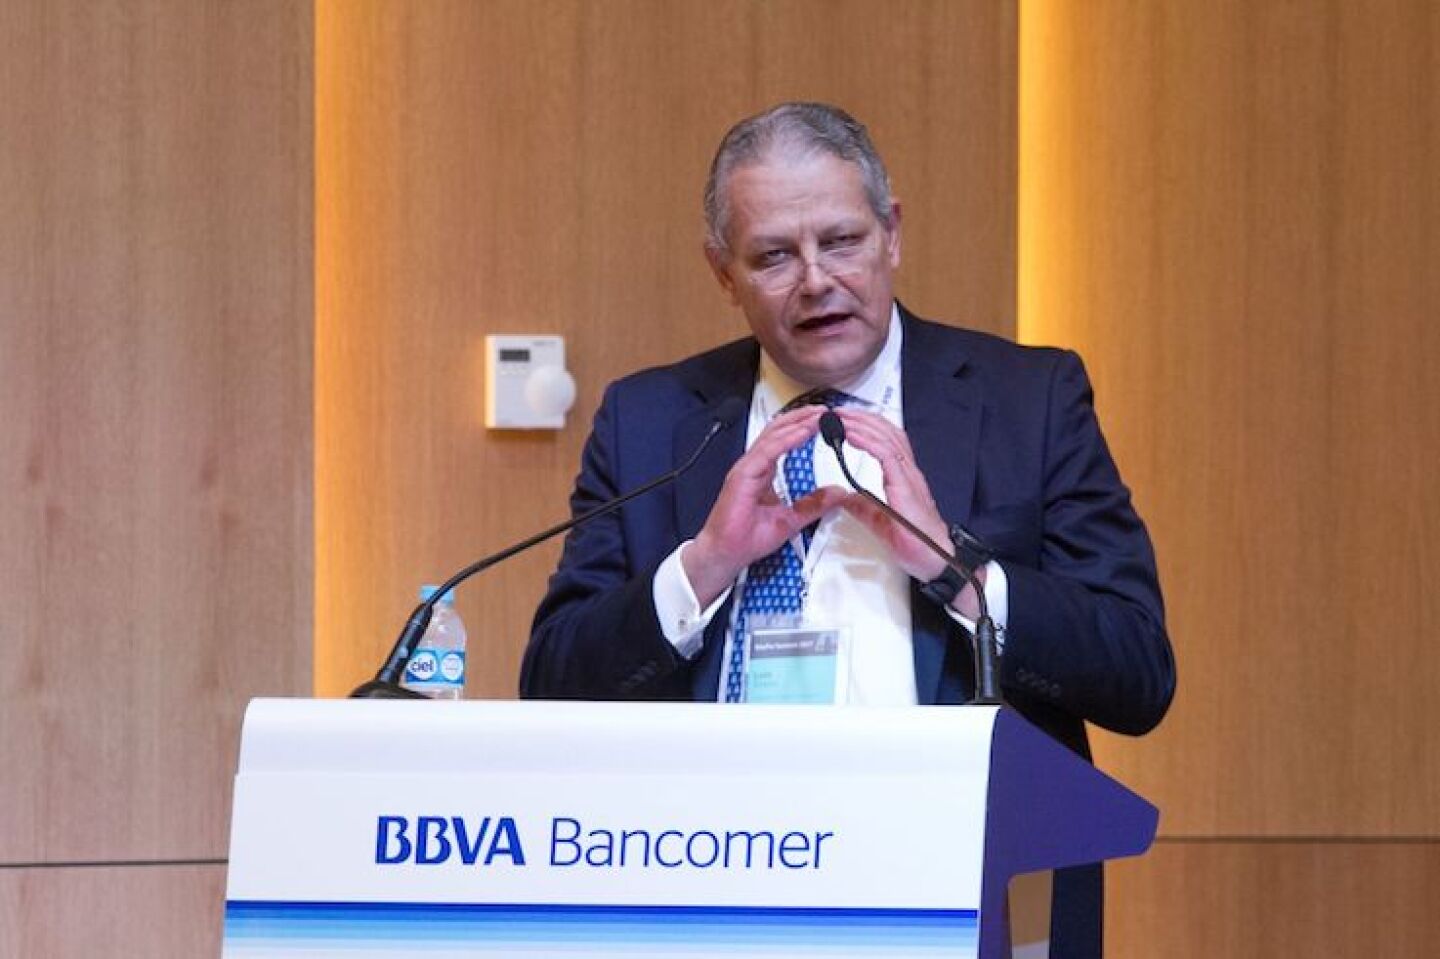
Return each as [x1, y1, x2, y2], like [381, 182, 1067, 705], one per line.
[376, 815, 525, 866]
[375, 815, 835, 871]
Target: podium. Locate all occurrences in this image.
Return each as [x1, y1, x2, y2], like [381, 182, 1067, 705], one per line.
[222, 699, 1155, 958]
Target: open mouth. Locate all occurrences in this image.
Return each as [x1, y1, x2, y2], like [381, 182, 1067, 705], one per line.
[795, 312, 851, 333]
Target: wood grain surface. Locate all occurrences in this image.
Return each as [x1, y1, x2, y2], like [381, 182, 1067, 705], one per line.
[0, 863, 226, 957]
[1021, 0, 1439, 838]
[0, 0, 312, 864]
[1108, 840, 1440, 957]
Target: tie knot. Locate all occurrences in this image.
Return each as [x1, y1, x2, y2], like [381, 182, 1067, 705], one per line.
[780, 387, 857, 414]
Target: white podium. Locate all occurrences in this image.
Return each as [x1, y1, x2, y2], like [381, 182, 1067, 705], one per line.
[222, 699, 1155, 958]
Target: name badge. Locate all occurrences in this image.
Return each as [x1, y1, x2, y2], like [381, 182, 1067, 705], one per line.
[742, 623, 850, 705]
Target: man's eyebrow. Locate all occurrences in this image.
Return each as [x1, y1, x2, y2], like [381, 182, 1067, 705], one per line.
[742, 233, 795, 250]
[741, 218, 873, 250]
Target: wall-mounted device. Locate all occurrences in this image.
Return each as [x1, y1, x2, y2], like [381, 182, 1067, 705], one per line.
[484, 334, 576, 430]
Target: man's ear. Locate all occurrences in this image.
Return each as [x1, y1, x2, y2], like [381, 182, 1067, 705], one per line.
[884, 199, 903, 269]
[704, 243, 741, 307]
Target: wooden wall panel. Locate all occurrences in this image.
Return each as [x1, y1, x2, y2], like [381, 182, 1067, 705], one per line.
[1021, 0, 1439, 836]
[0, 0, 312, 866]
[0, 864, 225, 957]
[315, 0, 1017, 697]
[1107, 841, 1440, 958]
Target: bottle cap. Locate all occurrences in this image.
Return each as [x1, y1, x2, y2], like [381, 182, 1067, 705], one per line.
[419, 584, 455, 605]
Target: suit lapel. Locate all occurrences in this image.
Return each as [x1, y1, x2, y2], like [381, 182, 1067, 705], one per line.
[673, 404, 744, 541]
[671, 342, 757, 541]
[899, 309, 983, 704]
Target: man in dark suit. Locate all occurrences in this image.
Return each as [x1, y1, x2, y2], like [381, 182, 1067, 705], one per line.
[521, 102, 1174, 958]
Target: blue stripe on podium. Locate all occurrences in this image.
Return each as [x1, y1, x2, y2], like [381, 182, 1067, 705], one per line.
[223, 900, 979, 956]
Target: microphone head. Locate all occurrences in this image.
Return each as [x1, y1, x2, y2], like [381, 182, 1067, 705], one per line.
[819, 410, 846, 449]
[713, 396, 748, 430]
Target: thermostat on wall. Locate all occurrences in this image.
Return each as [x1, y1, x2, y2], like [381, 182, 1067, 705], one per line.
[485, 334, 576, 430]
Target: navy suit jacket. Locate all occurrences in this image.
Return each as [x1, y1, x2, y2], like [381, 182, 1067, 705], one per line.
[522, 309, 1172, 735]
[521, 307, 1175, 957]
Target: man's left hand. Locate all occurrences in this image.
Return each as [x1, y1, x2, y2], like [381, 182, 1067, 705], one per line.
[830, 409, 953, 582]
[832, 409, 987, 618]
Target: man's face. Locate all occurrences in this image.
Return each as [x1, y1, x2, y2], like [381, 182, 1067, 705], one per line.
[707, 151, 901, 388]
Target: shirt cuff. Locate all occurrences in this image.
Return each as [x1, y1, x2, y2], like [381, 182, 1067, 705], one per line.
[943, 560, 1009, 651]
[652, 540, 732, 659]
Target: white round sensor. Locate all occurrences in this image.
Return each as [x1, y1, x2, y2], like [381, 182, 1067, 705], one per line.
[524, 364, 577, 419]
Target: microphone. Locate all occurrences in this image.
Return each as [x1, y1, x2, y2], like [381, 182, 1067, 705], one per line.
[351, 397, 748, 698]
[818, 410, 1004, 706]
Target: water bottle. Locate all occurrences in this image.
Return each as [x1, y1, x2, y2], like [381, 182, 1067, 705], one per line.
[400, 585, 468, 699]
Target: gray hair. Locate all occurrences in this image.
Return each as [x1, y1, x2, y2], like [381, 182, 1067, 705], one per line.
[702, 102, 894, 254]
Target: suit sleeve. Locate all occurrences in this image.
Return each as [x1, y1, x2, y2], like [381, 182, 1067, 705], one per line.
[519, 383, 694, 700]
[998, 351, 1176, 736]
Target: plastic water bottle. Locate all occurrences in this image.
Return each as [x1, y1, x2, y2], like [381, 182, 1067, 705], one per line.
[400, 585, 467, 699]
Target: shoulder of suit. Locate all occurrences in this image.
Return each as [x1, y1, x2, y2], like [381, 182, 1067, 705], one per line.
[901, 309, 1075, 377]
[606, 336, 758, 402]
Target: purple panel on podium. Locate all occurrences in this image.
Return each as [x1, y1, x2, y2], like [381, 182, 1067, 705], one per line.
[976, 708, 1158, 957]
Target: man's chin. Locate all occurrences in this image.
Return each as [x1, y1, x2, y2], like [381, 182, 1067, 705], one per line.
[780, 339, 879, 388]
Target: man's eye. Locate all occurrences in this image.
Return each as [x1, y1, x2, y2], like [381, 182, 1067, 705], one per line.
[822, 234, 863, 251]
[755, 250, 791, 268]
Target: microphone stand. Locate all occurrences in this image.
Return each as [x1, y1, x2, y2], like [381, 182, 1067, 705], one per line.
[351, 406, 739, 699]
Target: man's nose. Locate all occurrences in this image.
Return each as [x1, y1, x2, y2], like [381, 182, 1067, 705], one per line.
[796, 253, 835, 294]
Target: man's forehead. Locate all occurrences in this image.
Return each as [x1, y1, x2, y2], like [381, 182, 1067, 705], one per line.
[724, 155, 873, 228]
[727, 148, 864, 191]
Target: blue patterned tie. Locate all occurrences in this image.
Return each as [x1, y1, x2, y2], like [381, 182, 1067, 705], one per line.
[724, 390, 851, 702]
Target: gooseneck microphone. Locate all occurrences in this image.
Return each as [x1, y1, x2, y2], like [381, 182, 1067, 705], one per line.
[817, 411, 1004, 706]
[351, 397, 748, 699]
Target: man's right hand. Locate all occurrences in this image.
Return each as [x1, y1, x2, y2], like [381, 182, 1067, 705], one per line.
[681, 406, 847, 607]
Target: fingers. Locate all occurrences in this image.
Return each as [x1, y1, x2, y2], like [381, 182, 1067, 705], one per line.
[836, 490, 949, 583]
[829, 412, 950, 579]
[695, 408, 836, 581]
[835, 489, 924, 541]
[833, 409, 923, 482]
[833, 410, 937, 512]
[791, 484, 848, 528]
[834, 489, 885, 529]
[729, 406, 823, 483]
